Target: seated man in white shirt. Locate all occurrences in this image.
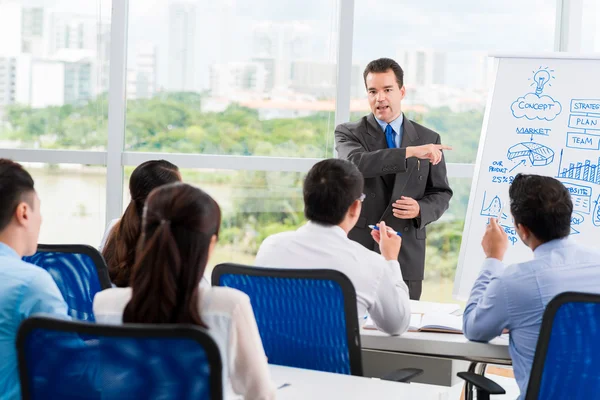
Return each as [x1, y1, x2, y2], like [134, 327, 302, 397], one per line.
[255, 158, 411, 335]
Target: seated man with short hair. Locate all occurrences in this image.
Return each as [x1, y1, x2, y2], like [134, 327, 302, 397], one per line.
[0, 159, 69, 399]
[463, 173, 600, 399]
[255, 158, 411, 335]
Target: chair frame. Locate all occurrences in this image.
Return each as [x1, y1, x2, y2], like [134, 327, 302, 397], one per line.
[17, 316, 223, 400]
[525, 291, 600, 399]
[32, 244, 112, 290]
[212, 263, 363, 376]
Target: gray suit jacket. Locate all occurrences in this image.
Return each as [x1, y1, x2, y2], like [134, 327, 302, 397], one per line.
[335, 113, 453, 280]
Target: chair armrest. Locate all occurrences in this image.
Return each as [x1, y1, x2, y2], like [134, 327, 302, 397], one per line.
[380, 368, 424, 383]
[457, 372, 506, 395]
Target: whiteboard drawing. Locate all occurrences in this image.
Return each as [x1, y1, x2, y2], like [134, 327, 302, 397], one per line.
[500, 224, 519, 245]
[565, 99, 600, 150]
[559, 180, 592, 214]
[532, 68, 551, 95]
[515, 127, 551, 141]
[571, 212, 584, 235]
[510, 67, 562, 121]
[593, 196, 600, 227]
[480, 192, 504, 218]
[557, 149, 600, 185]
[566, 132, 600, 151]
[507, 142, 555, 166]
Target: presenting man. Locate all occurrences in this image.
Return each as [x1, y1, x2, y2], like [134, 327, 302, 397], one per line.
[335, 57, 453, 300]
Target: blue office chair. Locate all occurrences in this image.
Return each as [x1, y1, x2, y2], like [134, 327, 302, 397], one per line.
[212, 263, 422, 381]
[23, 244, 111, 322]
[459, 292, 600, 400]
[17, 315, 223, 400]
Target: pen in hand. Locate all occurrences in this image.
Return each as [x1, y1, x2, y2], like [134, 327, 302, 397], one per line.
[368, 224, 402, 237]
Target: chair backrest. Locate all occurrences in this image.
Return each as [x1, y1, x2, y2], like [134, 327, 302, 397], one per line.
[23, 244, 111, 322]
[212, 263, 362, 375]
[526, 292, 600, 399]
[17, 316, 223, 400]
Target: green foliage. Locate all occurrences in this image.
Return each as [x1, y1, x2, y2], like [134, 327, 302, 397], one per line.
[424, 219, 465, 280]
[0, 94, 482, 279]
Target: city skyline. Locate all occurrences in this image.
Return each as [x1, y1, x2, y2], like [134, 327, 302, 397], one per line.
[0, 0, 571, 115]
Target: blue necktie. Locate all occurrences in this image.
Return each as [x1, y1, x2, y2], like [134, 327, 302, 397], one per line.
[385, 124, 396, 149]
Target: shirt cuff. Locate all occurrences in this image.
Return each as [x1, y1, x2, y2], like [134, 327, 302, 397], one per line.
[481, 258, 505, 276]
[386, 260, 404, 280]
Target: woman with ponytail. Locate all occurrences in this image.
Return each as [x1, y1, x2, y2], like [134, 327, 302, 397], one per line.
[93, 183, 275, 399]
[100, 160, 180, 287]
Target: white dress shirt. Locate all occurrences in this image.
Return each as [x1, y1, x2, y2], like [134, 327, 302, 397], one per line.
[93, 286, 275, 400]
[255, 221, 411, 335]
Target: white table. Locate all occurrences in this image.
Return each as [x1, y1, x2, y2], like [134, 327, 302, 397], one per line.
[361, 329, 511, 400]
[361, 329, 511, 365]
[226, 364, 451, 399]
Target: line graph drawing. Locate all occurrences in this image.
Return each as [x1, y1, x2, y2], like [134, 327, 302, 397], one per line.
[480, 192, 504, 218]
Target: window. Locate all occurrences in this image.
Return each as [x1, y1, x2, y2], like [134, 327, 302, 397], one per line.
[0, 1, 111, 150]
[352, 0, 556, 303]
[123, 167, 305, 274]
[351, 0, 556, 164]
[421, 177, 471, 304]
[581, 0, 600, 52]
[124, 0, 339, 158]
[27, 163, 106, 245]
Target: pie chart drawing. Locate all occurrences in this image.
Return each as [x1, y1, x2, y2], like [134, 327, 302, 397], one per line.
[507, 142, 555, 166]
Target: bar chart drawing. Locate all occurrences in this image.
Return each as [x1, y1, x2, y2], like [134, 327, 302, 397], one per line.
[556, 149, 600, 185]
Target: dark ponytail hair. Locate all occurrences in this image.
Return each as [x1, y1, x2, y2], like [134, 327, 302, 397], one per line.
[123, 183, 221, 326]
[102, 160, 180, 287]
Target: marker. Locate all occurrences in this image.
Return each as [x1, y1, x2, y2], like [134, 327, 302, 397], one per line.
[368, 224, 402, 237]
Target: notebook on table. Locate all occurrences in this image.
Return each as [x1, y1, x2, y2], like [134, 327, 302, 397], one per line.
[362, 300, 464, 334]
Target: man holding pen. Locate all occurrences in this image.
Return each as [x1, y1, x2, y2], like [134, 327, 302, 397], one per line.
[335, 57, 453, 300]
[255, 159, 411, 335]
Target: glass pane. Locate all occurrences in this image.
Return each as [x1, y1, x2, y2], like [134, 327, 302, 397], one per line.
[352, 1, 556, 303]
[351, 0, 556, 164]
[581, 0, 600, 52]
[421, 177, 471, 305]
[26, 163, 106, 246]
[123, 168, 305, 274]
[123, 168, 471, 303]
[125, 0, 339, 157]
[0, 1, 111, 150]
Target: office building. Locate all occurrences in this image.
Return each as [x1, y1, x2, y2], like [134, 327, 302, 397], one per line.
[168, 2, 196, 91]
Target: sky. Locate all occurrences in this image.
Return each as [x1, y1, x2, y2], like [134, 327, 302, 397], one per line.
[6, 0, 599, 91]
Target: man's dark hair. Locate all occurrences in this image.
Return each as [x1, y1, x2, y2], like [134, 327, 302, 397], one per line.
[363, 58, 404, 89]
[0, 159, 35, 232]
[509, 174, 572, 243]
[304, 159, 364, 225]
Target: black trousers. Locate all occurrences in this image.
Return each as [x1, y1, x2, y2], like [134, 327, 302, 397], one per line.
[404, 280, 423, 300]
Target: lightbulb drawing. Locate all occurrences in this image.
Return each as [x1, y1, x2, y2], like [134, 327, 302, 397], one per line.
[533, 69, 551, 95]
